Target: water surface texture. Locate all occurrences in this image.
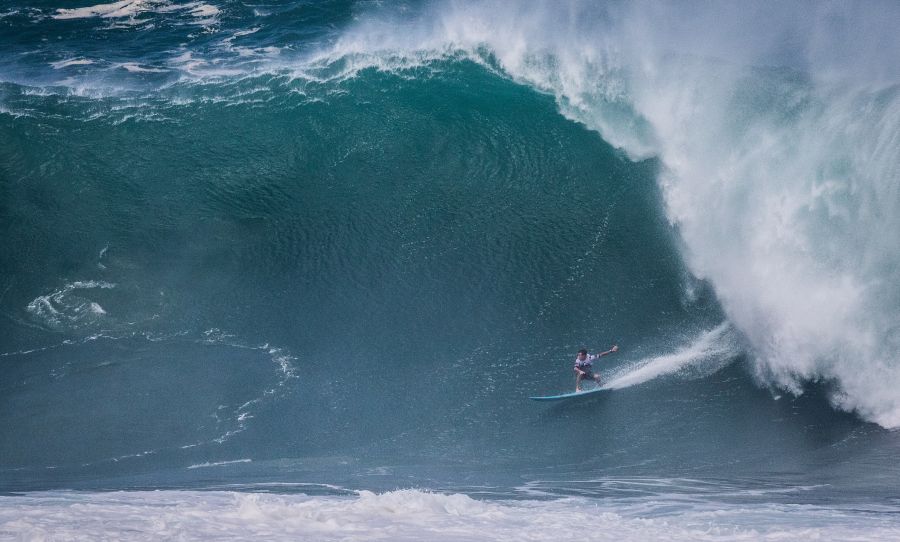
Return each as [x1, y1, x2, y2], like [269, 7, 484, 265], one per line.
[2, 1, 899, 539]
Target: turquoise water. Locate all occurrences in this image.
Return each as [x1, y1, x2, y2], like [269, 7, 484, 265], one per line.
[2, 1, 900, 539]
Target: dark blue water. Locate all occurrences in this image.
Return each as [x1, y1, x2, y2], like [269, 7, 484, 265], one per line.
[2, 2, 900, 538]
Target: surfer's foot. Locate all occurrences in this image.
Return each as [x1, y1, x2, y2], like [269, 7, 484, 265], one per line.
[575, 388, 582, 392]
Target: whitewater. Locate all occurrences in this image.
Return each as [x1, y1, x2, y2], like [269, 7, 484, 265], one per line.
[5, 488, 900, 541]
[2, 0, 900, 540]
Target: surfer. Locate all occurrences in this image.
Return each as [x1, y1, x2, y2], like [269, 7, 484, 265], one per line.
[574, 346, 618, 391]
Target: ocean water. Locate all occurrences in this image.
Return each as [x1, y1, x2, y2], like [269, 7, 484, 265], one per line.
[2, 1, 900, 539]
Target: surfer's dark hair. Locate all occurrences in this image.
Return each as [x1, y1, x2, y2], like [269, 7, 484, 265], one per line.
[578, 348, 588, 356]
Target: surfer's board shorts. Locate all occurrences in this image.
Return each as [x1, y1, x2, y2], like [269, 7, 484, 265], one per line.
[577, 369, 599, 380]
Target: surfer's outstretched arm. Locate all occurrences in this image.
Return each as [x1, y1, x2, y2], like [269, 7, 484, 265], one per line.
[598, 345, 618, 356]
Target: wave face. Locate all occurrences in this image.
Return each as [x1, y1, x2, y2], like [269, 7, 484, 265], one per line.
[2, 1, 900, 533]
[326, 0, 900, 427]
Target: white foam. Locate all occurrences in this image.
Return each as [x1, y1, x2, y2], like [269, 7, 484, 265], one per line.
[187, 459, 251, 469]
[119, 62, 168, 73]
[53, 0, 219, 25]
[0, 489, 897, 541]
[190, 330, 298, 444]
[0, 105, 30, 119]
[232, 27, 260, 38]
[50, 58, 95, 69]
[188, 4, 219, 19]
[26, 281, 116, 330]
[54, 0, 150, 20]
[167, 50, 245, 77]
[156, 1, 219, 27]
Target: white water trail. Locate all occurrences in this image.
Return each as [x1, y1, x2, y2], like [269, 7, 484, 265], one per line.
[328, 0, 900, 427]
[604, 324, 739, 390]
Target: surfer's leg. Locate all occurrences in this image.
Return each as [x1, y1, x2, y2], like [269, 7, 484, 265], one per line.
[575, 372, 584, 392]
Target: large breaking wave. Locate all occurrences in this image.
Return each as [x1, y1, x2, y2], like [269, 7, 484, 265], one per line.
[305, 0, 900, 427]
[3, 5, 900, 538]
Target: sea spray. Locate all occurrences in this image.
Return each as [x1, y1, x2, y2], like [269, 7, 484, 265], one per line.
[604, 323, 740, 390]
